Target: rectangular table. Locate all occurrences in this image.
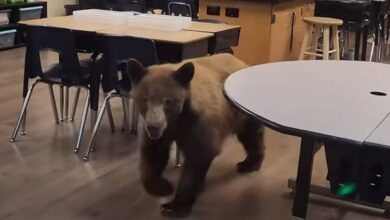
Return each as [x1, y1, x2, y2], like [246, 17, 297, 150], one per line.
[19, 16, 241, 56]
[18, 16, 113, 32]
[186, 21, 241, 54]
[18, 15, 240, 122]
[96, 26, 213, 63]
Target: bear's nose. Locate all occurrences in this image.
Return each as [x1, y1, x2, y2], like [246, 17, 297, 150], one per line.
[146, 125, 160, 134]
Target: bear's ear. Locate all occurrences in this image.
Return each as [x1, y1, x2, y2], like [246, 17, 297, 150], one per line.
[128, 59, 146, 85]
[173, 62, 194, 87]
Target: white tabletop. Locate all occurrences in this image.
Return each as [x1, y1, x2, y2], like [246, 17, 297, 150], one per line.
[224, 60, 390, 144]
[365, 113, 390, 148]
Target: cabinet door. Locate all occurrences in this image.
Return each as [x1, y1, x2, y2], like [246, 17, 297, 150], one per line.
[199, 0, 272, 65]
[269, 3, 301, 62]
[291, 2, 315, 60]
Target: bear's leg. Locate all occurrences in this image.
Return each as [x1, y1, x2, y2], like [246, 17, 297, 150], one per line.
[161, 154, 214, 218]
[236, 120, 265, 173]
[140, 136, 174, 197]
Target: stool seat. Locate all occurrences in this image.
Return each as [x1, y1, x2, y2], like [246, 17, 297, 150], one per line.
[300, 16, 342, 60]
[304, 16, 344, 26]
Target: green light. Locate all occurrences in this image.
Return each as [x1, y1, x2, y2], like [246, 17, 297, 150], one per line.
[337, 183, 357, 197]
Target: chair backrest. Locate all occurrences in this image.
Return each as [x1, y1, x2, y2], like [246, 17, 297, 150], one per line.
[100, 35, 159, 92]
[166, 0, 198, 19]
[24, 25, 81, 83]
[117, 0, 147, 12]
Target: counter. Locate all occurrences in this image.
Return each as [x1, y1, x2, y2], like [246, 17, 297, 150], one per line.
[199, 0, 315, 64]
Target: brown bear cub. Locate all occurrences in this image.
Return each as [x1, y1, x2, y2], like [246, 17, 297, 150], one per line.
[129, 53, 265, 218]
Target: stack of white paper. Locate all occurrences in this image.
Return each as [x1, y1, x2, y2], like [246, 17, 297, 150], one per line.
[73, 9, 130, 26]
[128, 13, 191, 32]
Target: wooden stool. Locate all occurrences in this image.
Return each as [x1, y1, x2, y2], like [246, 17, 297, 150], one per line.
[299, 17, 343, 60]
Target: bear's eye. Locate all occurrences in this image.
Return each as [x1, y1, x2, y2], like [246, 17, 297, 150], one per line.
[163, 97, 172, 106]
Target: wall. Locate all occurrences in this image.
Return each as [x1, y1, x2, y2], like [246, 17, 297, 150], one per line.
[46, 0, 76, 17]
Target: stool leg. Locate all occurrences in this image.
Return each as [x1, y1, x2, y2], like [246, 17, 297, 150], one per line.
[332, 26, 340, 60]
[311, 25, 320, 60]
[323, 26, 330, 60]
[299, 24, 312, 60]
[361, 25, 369, 61]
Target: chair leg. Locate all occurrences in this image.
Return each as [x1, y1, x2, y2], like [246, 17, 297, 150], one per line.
[59, 85, 64, 121]
[332, 26, 340, 60]
[10, 80, 40, 142]
[175, 144, 181, 168]
[20, 113, 27, 135]
[323, 26, 330, 60]
[131, 99, 138, 134]
[65, 86, 69, 120]
[74, 89, 90, 153]
[121, 97, 131, 133]
[104, 92, 115, 132]
[83, 94, 113, 161]
[48, 84, 60, 124]
[70, 88, 81, 121]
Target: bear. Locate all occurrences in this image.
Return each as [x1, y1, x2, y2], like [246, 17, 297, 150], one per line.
[129, 53, 265, 218]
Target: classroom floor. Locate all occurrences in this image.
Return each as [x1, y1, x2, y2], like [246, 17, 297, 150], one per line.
[0, 48, 389, 220]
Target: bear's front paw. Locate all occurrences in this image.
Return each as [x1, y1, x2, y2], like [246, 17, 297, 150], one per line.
[143, 177, 174, 197]
[160, 201, 191, 218]
[237, 157, 262, 173]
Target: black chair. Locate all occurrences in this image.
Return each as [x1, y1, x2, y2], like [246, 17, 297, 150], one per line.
[83, 35, 159, 161]
[116, 0, 148, 12]
[10, 25, 98, 153]
[165, 0, 198, 19]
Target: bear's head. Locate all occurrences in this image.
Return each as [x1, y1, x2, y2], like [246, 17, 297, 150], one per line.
[129, 59, 194, 140]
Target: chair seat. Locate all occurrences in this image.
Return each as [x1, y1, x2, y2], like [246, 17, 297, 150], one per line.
[304, 17, 344, 26]
[42, 59, 101, 86]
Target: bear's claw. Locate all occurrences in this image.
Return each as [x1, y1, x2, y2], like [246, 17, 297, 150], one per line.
[143, 177, 174, 197]
[237, 157, 261, 173]
[160, 202, 191, 218]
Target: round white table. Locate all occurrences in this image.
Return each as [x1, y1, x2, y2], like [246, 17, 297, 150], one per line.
[224, 60, 390, 219]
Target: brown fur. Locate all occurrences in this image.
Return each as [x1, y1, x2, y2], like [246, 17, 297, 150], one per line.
[129, 53, 265, 218]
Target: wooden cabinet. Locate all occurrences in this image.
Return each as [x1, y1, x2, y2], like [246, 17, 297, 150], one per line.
[199, 0, 314, 65]
[270, 1, 315, 61]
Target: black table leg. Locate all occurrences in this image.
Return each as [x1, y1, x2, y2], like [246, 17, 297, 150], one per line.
[89, 56, 100, 127]
[361, 24, 369, 61]
[354, 28, 361, 61]
[292, 137, 316, 219]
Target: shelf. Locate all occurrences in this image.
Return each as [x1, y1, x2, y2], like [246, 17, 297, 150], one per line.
[0, 23, 17, 30]
[0, 1, 46, 51]
[0, 1, 47, 9]
[0, 43, 24, 51]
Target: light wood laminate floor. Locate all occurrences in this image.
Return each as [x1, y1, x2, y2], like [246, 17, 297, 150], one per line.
[0, 48, 388, 220]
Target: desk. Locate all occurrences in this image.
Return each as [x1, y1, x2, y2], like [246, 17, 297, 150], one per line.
[18, 16, 112, 32]
[18, 15, 229, 116]
[97, 26, 213, 62]
[186, 21, 241, 54]
[224, 60, 390, 219]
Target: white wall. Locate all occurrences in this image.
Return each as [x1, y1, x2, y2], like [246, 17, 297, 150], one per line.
[46, 0, 76, 17]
